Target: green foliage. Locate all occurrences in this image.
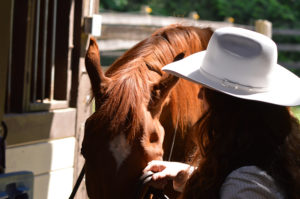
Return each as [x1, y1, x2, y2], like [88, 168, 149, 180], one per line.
[100, 0, 128, 11]
[100, 0, 300, 28]
[215, 0, 296, 26]
[278, 51, 300, 62]
[100, 0, 147, 12]
[148, 0, 193, 16]
[291, 106, 300, 121]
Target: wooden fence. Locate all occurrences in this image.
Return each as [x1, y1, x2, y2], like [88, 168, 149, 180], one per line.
[273, 28, 300, 70]
[97, 12, 300, 71]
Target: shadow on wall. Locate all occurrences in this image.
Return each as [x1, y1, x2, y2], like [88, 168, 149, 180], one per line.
[4, 109, 76, 199]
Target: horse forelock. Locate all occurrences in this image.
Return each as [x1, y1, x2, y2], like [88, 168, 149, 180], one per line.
[96, 25, 212, 142]
[98, 62, 148, 140]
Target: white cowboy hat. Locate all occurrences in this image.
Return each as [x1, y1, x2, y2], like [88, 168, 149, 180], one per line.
[162, 27, 300, 106]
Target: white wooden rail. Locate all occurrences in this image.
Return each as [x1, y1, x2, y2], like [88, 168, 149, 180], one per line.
[98, 13, 300, 70]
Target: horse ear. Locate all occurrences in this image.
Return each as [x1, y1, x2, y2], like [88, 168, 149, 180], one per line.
[148, 74, 179, 116]
[85, 37, 111, 109]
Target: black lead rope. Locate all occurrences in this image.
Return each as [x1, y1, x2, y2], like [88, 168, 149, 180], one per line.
[69, 164, 85, 199]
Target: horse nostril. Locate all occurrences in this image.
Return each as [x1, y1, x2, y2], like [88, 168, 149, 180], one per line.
[149, 132, 159, 143]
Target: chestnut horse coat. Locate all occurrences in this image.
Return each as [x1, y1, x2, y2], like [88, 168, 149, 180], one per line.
[82, 25, 213, 199]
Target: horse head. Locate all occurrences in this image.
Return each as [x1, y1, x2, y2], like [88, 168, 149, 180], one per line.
[82, 25, 213, 199]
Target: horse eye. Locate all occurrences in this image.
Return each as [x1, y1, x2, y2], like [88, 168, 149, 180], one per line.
[149, 132, 159, 143]
[173, 52, 185, 62]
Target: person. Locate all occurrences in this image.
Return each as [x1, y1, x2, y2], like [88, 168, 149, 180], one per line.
[143, 27, 300, 198]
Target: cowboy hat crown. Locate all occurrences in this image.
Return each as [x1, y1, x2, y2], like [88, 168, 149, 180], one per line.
[162, 27, 300, 106]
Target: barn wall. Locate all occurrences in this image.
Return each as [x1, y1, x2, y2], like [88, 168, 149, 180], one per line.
[0, 0, 94, 198]
[6, 137, 75, 198]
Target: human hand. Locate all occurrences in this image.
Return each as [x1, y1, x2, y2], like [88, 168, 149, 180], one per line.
[143, 160, 195, 192]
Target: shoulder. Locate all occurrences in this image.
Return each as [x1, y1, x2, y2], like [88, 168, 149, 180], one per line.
[220, 166, 285, 199]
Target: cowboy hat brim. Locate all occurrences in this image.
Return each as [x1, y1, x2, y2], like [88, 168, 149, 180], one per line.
[162, 51, 300, 106]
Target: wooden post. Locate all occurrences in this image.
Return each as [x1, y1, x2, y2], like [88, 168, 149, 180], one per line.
[72, 0, 99, 198]
[0, 0, 14, 121]
[255, 19, 272, 38]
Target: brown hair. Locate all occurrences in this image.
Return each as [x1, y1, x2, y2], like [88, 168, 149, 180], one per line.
[181, 88, 300, 198]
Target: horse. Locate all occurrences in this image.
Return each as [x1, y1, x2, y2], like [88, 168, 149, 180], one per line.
[82, 24, 213, 199]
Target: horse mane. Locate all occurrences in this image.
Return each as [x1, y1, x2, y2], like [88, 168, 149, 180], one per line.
[97, 24, 213, 141]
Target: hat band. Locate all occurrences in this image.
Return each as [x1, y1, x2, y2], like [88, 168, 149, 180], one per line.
[200, 68, 269, 93]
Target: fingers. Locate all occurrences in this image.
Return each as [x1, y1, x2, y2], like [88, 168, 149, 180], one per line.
[143, 160, 170, 190]
[152, 170, 171, 181]
[143, 160, 193, 191]
[144, 161, 188, 180]
[144, 160, 167, 173]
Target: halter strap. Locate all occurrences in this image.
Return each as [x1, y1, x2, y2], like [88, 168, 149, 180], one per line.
[168, 111, 180, 161]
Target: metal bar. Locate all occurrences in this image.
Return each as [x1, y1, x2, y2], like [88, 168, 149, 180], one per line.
[23, 0, 38, 111]
[31, 0, 41, 102]
[0, 0, 14, 115]
[6, 52, 11, 113]
[49, 0, 57, 101]
[5, 12, 13, 113]
[40, 0, 49, 101]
